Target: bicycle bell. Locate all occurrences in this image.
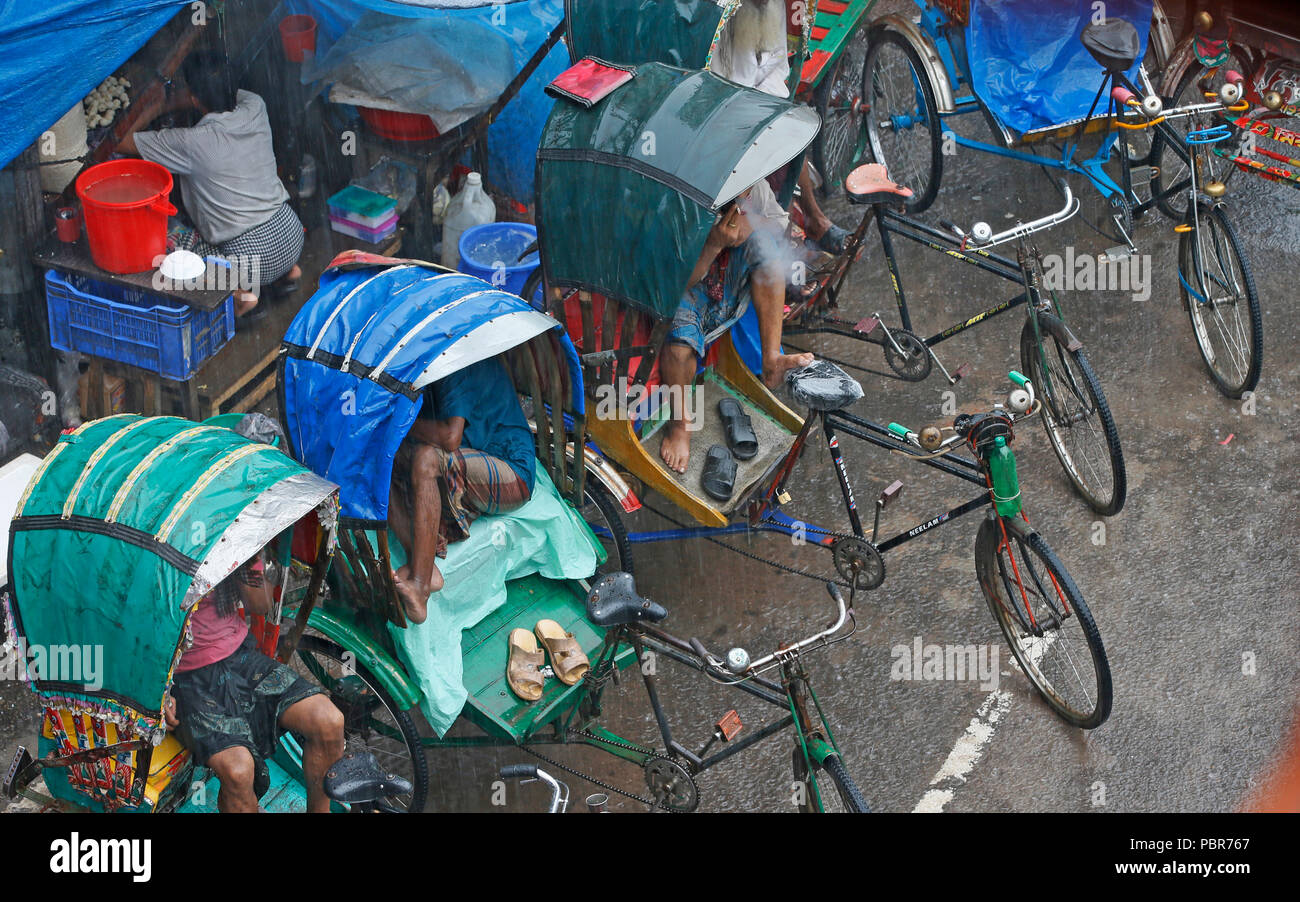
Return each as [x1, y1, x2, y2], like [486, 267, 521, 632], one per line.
[971, 221, 993, 244]
[1219, 80, 1243, 106]
[1008, 387, 1032, 413]
[725, 647, 751, 675]
[1141, 94, 1163, 117]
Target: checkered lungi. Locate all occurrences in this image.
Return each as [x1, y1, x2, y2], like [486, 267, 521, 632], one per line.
[393, 443, 531, 543]
[175, 202, 305, 295]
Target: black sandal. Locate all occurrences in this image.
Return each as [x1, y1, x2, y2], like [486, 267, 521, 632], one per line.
[717, 397, 758, 461]
[700, 444, 737, 501]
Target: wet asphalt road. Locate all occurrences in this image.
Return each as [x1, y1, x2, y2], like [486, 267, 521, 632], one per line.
[4, 2, 1299, 813]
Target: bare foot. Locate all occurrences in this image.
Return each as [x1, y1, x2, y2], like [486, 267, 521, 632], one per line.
[762, 352, 815, 390]
[393, 564, 442, 625]
[234, 290, 258, 316]
[288, 264, 302, 281]
[659, 419, 691, 474]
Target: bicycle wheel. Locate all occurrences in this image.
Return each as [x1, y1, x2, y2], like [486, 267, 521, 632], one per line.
[792, 744, 869, 813]
[579, 478, 633, 575]
[1019, 318, 1127, 515]
[864, 29, 942, 212]
[290, 634, 429, 811]
[814, 23, 869, 197]
[974, 515, 1112, 729]
[1178, 203, 1262, 398]
[1150, 49, 1249, 221]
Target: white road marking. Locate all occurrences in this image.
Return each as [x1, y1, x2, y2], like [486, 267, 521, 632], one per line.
[913, 632, 1057, 813]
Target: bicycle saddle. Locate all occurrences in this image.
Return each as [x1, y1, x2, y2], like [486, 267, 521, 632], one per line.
[1081, 18, 1140, 73]
[785, 359, 864, 412]
[845, 163, 914, 205]
[323, 750, 414, 804]
[586, 572, 667, 626]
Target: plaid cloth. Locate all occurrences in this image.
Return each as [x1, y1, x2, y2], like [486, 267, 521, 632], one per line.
[394, 443, 531, 543]
[174, 201, 305, 295]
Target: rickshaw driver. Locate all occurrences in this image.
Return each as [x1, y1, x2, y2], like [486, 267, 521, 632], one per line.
[163, 549, 346, 813]
[388, 355, 537, 624]
[659, 181, 813, 473]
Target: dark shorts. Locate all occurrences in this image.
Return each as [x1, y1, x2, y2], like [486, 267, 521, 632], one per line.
[393, 442, 532, 542]
[171, 634, 322, 766]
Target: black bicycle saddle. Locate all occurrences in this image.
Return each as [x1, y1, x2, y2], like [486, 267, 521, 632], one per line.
[323, 750, 414, 804]
[586, 572, 667, 626]
[1081, 18, 1140, 73]
[785, 359, 864, 412]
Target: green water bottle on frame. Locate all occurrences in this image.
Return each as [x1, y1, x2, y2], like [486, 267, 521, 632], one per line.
[987, 435, 1022, 517]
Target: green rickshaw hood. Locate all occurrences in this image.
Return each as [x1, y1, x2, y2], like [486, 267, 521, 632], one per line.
[535, 62, 819, 319]
[3, 416, 339, 734]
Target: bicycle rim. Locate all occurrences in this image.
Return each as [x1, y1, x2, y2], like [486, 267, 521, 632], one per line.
[1179, 204, 1262, 397]
[975, 517, 1112, 729]
[815, 24, 869, 195]
[864, 31, 941, 211]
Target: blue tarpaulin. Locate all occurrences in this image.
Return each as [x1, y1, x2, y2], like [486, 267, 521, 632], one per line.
[0, 0, 186, 170]
[285, 0, 568, 200]
[968, 0, 1152, 135]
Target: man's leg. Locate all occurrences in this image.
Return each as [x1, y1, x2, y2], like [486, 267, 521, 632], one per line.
[658, 341, 700, 474]
[279, 694, 346, 814]
[207, 746, 259, 813]
[392, 444, 444, 624]
[799, 163, 835, 242]
[752, 267, 813, 389]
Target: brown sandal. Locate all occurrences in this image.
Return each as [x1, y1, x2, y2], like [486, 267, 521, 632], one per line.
[534, 619, 590, 686]
[506, 628, 545, 701]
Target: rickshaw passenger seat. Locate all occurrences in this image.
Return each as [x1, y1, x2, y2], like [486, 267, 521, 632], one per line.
[1080, 19, 1140, 73]
[845, 163, 914, 205]
[586, 572, 668, 626]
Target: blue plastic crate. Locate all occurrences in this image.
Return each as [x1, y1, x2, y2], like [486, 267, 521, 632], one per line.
[45, 270, 235, 381]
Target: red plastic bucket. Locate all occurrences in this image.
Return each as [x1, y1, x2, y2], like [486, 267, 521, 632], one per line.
[359, 107, 439, 141]
[75, 159, 177, 274]
[279, 15, 317, 62]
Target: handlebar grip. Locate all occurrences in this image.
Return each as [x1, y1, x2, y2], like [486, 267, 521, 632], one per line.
[499, 764, 538, 780]
[939, 219, 961, 235]
[1224, 69, 1243, 85]
[1008, 371, 1029, 388]
[826, 582, 846, 608]
[887, 422, 912, 439]
[1110, 86, 1137, 105]
[688, 637, 710, 660]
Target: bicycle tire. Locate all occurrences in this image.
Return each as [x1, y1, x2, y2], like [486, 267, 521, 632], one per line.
[814, 22, 870, 197]
[1019, 317, 1127, 515]
[291, 634, 430, 812]
[581, 478, 634, 576]
[520, 267, 545, 309]
[974, 515, 1112, 729]
[1178, 203, 1262, 398]
[792, 744, 869, 812]
[864, 28, 943, 212]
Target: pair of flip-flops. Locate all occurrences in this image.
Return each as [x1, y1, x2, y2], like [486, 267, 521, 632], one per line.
[701, 397, 758, 501]
[506, 620, 590, 701]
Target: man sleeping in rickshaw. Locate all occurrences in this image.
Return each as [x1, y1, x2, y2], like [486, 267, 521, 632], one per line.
[163, 544, 345, 813]
[658, 178, 813, 474]
[388, 356, 536, 623]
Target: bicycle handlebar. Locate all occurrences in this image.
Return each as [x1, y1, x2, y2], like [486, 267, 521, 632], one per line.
[890, 372, 1037, 455]
[690, 581, 851, 680]
[499, 763, 568, 813]
[954, 184, 1079, 250]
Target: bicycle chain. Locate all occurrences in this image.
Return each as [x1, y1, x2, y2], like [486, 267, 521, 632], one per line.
[641, 499, 856, 589]
[520, 729, 697, 812]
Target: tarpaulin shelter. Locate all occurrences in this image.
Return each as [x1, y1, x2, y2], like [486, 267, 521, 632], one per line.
[0, 0, 188, 170]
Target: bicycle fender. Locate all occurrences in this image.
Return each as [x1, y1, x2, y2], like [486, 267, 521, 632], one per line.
[869, 15, 958, 114]
[305, 607, 423, 710]
[1035, 312, 1084, 353]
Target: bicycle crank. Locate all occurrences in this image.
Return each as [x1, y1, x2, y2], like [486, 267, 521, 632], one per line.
[644, 757, 700, 812]
[832, 535, 885, 590]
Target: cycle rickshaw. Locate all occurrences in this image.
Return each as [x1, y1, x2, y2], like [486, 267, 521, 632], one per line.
[864, 0, 1264, 398]
[1, 416, 360, 812]
[274, 255, 872, 811]
[524, 61, 1113, 728]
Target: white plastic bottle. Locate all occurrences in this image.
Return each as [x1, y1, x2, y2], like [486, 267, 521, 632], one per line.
[440, 172, 495, 269]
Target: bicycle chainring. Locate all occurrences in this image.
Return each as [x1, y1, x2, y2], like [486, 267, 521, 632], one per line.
[832, 536, 885, 590]
[883, 330, 932, 382]
[644, 757, 700, 812]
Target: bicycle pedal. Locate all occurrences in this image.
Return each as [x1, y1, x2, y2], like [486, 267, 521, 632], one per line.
[854, 315, 880, 335]
[951, 363, 972, 382]
[1099, 246, 1132, 263]
[715, 710, 743, 741]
